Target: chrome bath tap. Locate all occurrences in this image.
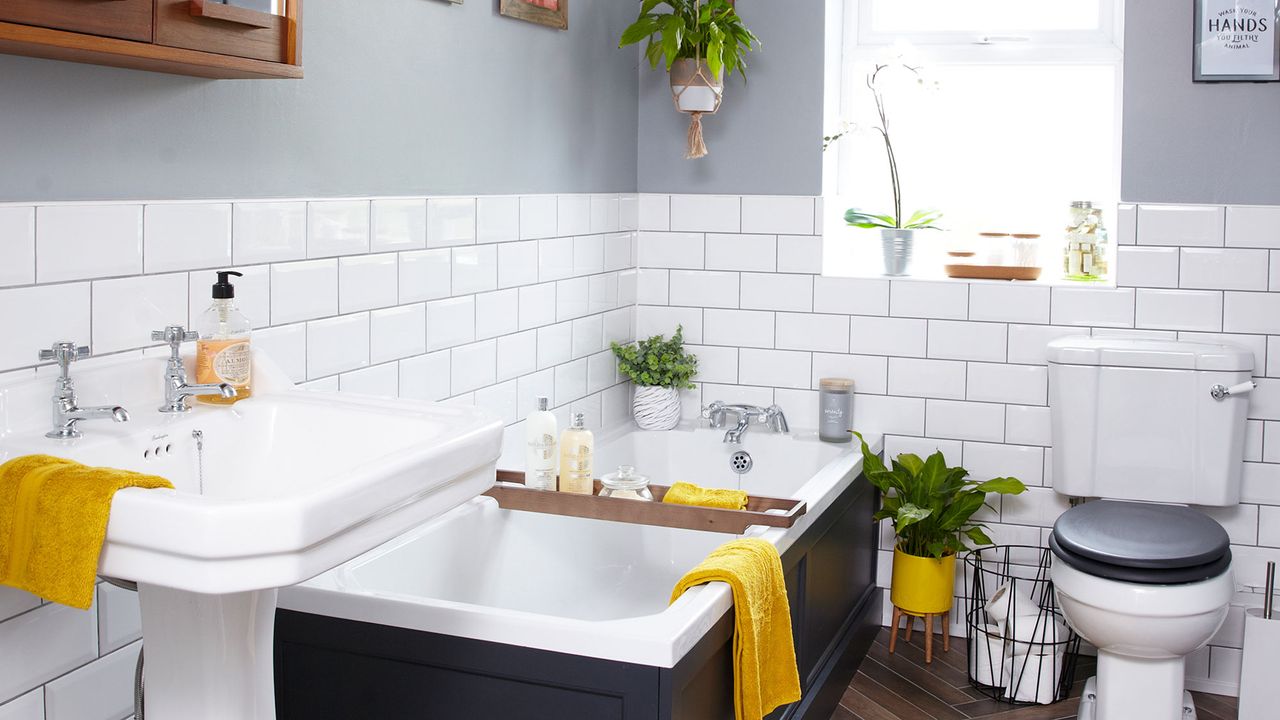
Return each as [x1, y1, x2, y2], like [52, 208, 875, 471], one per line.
[40, 342, 130, 439]
[153, 325, 236, 413]
[702, 401, 789, 444]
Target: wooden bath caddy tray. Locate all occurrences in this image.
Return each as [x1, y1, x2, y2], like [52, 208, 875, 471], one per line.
[944, 264, 1043, 281]
[485, 469, 807, 535]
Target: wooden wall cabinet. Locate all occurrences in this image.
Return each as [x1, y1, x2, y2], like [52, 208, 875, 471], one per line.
[0, 0, 302, 79]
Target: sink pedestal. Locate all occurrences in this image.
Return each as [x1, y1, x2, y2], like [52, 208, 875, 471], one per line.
[138, 584, 278, 719]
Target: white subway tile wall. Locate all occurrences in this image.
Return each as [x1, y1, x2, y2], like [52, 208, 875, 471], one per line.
[0, 194, 637, 715]
[637, 195, 1280, 697]
[7, 193, 1280, 710]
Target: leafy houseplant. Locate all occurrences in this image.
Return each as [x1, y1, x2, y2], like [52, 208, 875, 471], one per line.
[838, 62, 942, 276]
[611, 325, 699, 431]
[618, 0, 760, 158]
[853, 431, 1027, 615]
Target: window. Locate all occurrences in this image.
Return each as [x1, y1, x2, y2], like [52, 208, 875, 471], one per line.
[826, 1, 1123, 279]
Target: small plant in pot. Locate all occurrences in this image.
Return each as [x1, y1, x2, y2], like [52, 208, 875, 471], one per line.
[611, 325, 698, 431]
[836, 61, 942, 276]
[618, 0, 760, 158]
[853, 431, 1026, 618]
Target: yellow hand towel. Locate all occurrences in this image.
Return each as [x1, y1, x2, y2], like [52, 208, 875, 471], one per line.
[0, 455, 173, 610]
[670, 538, 801, 720]
[663, 481, 749, 510]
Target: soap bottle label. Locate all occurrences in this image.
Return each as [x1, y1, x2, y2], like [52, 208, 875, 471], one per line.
[197, 340, 251, 387]
[563, 446, 592, 493]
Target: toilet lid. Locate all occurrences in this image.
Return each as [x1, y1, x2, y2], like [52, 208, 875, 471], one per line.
[1051, 501, 1230, 569]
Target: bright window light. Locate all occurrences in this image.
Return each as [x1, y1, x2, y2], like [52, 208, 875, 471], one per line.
[828, 0, 1123, 280]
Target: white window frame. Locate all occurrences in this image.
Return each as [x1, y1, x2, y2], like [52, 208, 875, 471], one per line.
[854, 0, 1124, 51]
[827, 0, 1125, 254]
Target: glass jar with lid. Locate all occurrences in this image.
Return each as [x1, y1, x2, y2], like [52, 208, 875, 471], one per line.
[1064, 201, 1109, 282]
[599, 465, 654, 501]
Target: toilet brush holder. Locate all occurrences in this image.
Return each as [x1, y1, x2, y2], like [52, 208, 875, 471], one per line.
[1239, 561, 1279, 719]
[1239, 608, 1280, 718]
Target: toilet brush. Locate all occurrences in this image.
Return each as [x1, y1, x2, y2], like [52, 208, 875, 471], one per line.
[1239, 561, 1279, 719]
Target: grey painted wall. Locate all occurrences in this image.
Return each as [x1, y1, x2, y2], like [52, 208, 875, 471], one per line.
[635, 0, 826, 197]
[0, 0, 638, 202]
[1121, 0, 1280, 205]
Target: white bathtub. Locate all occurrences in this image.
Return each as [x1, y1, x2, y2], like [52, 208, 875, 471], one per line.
[279, 427, 876, 668]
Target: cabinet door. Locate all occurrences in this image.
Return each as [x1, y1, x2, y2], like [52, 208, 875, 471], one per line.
[0, 0, 154, 42]
[155, 0, 289, 63]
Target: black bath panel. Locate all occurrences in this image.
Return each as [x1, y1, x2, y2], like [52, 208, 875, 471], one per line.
[275, 471, 881, 720]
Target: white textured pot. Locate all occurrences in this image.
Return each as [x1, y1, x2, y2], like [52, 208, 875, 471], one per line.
[633, 385, 681, 431]
[669, 58, 724, 113]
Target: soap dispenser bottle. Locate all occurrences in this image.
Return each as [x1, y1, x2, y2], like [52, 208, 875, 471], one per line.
[558, 413, 594, 495]
[524, 396, 558, 490]
[195, 270, 252, 404]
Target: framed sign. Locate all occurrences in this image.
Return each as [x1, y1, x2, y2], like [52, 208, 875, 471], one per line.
[500, 0, 568, 30]
[1194, 0, 1280, 81]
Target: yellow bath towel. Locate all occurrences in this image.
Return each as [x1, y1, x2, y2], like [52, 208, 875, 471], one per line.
[0, 455, 173, 610]
[663, 481, 749, 510]
[670, 538, 801, 720]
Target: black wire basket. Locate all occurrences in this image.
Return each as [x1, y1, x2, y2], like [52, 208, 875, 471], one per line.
[963, 545, 1082, 705]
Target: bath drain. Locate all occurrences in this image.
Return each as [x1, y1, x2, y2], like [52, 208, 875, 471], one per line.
[729, 451, 753, 474]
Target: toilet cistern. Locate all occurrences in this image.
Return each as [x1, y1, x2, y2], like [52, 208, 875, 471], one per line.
[1045, 336, 1254, 720]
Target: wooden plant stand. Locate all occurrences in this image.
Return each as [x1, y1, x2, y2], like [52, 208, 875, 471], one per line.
[888, 605, 950, 664]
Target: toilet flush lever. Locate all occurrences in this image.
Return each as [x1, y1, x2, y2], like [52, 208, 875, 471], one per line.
[1210, 381, 1256, 400]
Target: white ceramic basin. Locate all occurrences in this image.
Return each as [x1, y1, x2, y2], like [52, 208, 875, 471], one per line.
[0, 349, 504, 718]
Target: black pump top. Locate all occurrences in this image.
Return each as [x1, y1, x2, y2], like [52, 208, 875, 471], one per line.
[212, 270, 243, 299]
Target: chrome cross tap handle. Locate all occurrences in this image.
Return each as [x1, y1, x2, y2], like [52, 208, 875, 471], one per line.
[152, 325, 199, 346]
[153, 325, 235, 413]
[39, 341, 90, 369]
[38, 341, 129, 439]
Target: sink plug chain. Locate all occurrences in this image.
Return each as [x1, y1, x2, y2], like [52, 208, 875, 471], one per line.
[192, 429, 205, 495]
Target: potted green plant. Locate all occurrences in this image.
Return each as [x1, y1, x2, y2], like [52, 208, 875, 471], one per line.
[611, 325, 698, 431]
[618, 0, 760, 157]
[852, 431, 1026, 616]
[838, 62, 942, 276]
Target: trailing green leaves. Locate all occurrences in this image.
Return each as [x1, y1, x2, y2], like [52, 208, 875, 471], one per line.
[610, 325, 699, 389]
[618, 0, 760, 81]
[851, 430, 1027, 559]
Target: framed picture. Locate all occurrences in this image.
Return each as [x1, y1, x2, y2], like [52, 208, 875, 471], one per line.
[500, 0, 567, 30]
[1194, 0, 1280, 81]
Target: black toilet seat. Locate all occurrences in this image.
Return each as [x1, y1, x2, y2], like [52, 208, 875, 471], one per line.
[1049, 501, 1232, 585]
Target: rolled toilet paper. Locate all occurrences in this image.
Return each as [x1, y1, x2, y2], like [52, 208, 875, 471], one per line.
[1007, 613, 1068, 654]
[985, 581, 1040, 624]
[1006, 648, 1065, 704]
[967, 624, 1010, 688]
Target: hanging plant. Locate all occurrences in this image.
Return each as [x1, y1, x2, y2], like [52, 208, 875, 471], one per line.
[618, 0, 760, 159]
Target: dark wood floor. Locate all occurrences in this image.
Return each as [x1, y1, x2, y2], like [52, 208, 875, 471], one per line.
[831, 628, 1240, 720]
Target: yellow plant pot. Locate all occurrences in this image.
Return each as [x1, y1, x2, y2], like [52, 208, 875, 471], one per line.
[889, 547, 956, 615]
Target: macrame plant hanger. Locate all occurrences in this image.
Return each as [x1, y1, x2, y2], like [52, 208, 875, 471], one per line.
[670, 0, 723, 159]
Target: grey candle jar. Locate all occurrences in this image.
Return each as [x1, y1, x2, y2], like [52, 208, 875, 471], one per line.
[818, 378, 853, 442]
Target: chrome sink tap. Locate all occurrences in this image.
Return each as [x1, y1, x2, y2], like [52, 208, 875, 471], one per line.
[40, 342, 130, 439]
[702, 401, 789, 444]
[153, 325, 236, 413]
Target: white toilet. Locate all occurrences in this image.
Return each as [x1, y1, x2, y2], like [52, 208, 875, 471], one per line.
[1045, 337, 1254, 720]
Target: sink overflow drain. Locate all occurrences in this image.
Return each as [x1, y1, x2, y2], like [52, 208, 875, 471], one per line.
[730, 451, 753, 474]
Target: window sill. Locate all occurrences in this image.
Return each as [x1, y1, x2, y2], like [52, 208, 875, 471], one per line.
[820, 228, 1117, 289]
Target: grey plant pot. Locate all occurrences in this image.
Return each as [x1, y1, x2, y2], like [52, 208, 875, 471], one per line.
[881, 228, 915, 277]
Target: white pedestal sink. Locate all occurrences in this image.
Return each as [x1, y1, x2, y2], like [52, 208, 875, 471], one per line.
[0, 351, 504, 719]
